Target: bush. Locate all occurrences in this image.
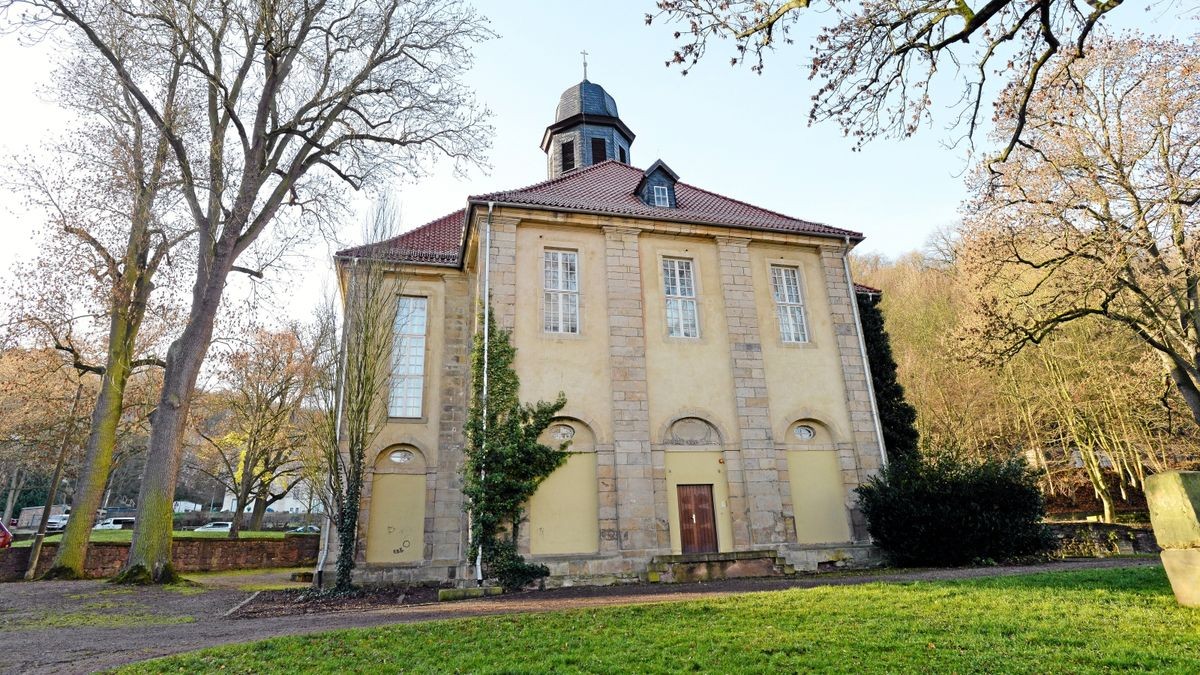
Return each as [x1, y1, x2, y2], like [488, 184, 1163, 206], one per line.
[485, 539, 549, 590]
[856, 455, 1053, 567]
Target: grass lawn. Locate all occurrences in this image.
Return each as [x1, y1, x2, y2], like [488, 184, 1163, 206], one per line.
[121, 565, 1200, 674]
[12, 529, 284, 547]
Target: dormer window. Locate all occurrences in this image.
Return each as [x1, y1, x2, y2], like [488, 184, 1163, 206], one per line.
[653, 185, 669, 208]
[636, 159, 679, 209]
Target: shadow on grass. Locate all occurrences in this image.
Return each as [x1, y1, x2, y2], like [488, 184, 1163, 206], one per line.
[948, 564, 1170, 597]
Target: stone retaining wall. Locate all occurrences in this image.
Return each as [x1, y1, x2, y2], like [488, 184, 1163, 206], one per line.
[0, 534, 319, 581]
[1047, 522, 1159, 557]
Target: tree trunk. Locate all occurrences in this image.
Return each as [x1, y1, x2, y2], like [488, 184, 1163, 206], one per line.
[335, 454, 364, 592]
[1165, 356, 1200, 427]
[26, 383, 84, 580]
[229, 478, 254, 539]
[248, 488, 269, 531]
[117, 254, 233, 583]
[46, 322, 134, 578]
[2, 469, 22, 524]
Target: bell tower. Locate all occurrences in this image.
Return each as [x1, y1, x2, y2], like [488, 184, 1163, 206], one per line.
[540, 78, 635, 179]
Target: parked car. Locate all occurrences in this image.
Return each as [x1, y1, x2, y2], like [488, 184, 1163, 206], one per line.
[93, 517, 135, 530]
[194, 522, 232, 533]
[45, 514, 69, 532]
[0, 521, 12, 548]
[288, 525, 320, 534]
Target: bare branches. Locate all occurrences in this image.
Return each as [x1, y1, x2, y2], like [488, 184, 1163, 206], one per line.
[648, 0, 1138, 152]
[961, 35, 1200, 424]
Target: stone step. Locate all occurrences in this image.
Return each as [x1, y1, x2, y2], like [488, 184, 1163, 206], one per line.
[645, 550, 797, 584]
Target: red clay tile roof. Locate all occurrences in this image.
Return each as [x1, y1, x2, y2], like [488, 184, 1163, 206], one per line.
[335, 209, 465, 266]
[854, 282, 882, 295]
[338, 161, 860, 266]
[471, 161, 860, 239]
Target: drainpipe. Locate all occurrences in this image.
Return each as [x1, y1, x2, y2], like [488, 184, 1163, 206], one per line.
[475, 202, 494, 585]
[842, 236, 888, 467]
[315, 257, 356, 589]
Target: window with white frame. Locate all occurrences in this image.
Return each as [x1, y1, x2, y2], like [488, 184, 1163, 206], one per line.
[543, 249, 580, 334]
[389, 296, 427, 417]
[771, 265, 809, 343]
[662, 257, 699, 338]
[652, 185, 670, 207]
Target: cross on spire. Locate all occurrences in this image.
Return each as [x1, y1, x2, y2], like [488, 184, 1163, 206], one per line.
[581, 50, 589, 80]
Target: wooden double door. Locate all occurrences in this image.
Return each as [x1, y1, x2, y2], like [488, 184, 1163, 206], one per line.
[677, 484, 718, 554]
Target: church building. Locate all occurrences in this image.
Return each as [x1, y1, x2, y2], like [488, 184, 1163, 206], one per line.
[332, 79, 887, 585]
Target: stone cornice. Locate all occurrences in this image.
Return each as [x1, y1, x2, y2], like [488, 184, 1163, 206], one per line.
[488, 205, 846, 250]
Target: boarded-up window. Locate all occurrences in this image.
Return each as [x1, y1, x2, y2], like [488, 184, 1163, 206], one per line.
[561, 140, 575, 172]
[590, 137, 607, 164]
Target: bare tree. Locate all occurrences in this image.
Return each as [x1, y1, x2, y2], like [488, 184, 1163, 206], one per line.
[7, 0, 492, 582]
[960, 36, 1200, 426]
[4, 34, 193, 580]
[0, 349, 94, 523]
[311, 198, 402, 593]
[648, 0, 1148, 156]
[189, 325, 317, 537]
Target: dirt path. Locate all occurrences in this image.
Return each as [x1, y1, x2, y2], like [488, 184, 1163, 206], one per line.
[1, 557, 1159, 674]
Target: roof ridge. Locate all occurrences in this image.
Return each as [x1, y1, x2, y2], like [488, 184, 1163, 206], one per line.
[470, 160, 637, 200]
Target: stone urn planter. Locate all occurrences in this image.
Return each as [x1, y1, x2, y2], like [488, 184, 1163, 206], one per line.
[1145, 471, 1200, 607]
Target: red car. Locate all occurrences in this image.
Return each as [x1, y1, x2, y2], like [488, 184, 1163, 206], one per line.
[0, 521, 11, 549]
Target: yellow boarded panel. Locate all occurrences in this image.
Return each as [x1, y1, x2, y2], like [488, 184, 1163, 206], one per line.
[366, 473, 426, 563]
[788, 450, 852, 544]
[529, 453, 599, 555]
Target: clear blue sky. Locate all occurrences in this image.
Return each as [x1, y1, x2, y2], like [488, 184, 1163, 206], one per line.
[0, 1, 1190, 315]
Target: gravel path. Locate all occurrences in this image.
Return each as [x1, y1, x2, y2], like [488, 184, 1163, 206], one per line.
[1, 557, 1159, 674]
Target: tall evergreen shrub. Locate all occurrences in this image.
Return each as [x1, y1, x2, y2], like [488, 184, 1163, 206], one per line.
[856, 289, 920, 468]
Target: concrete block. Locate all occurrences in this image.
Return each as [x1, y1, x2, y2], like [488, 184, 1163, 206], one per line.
[1147, 472, 1200, 549]
[1161, 548, 1200, 607]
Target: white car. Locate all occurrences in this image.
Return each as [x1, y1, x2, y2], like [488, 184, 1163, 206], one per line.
[194, 522, 232, 532]
[93, 517, 135, 530]
[45, 515, 70, 532]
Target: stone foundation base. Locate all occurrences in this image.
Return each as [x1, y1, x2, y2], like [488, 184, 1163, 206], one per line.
[349, 559, 463, 587]
[1161, 549, 1200, 607]
[349, 543, 881, 589]
[782, 542, 882, 572]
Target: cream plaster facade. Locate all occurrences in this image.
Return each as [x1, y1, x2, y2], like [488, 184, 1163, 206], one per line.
[342, 205, 886, 586]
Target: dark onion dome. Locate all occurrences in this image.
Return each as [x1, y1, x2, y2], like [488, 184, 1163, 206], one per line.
[555, 80, 619, 122]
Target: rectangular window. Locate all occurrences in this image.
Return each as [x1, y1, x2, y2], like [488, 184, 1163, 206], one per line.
[653, 185, 670, 207]
[561, 140, 575, 172]
[662, 258, 699, 338]
[619, 146, 627, 163]
[389, 296, 428, 417]
[543, 249, 580, 334]
[590, 137, 607, 164]
[771, 265, 809, 343]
